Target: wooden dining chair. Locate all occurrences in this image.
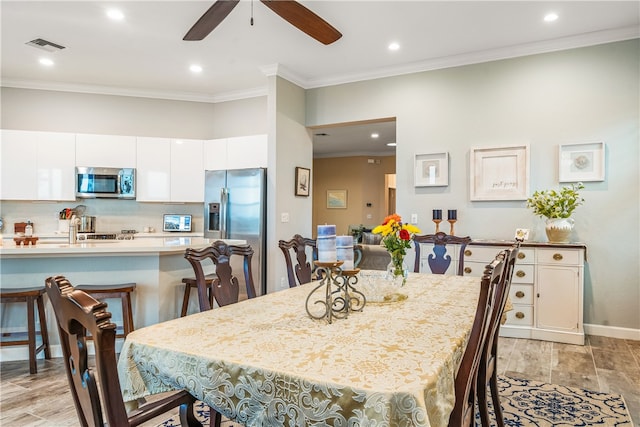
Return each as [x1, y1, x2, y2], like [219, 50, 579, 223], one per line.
[448, 250, 506, 427]
[413, 232, 472, 275]
[44, 275, 204, 427]
[477, 243, 521, 427]
[278, 234, 317, 287]
[184, 240, 257, 311]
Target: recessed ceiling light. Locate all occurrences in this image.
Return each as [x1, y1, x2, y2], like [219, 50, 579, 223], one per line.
[387, 142, 397, 147]
[190, 64, 203, 73]
[544, 13, 558, 22]
[388, 42, 400, 51]
[371, 133, 379, 138]
[107, 9, 124, 21]
[39, 58, 54, 66]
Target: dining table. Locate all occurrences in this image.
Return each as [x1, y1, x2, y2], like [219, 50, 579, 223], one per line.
[117, 271, 483, 427]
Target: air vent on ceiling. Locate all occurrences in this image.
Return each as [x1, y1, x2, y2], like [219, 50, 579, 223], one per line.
[25, 38, 66, 52]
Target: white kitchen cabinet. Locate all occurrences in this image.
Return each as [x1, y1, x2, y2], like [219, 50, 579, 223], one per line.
[170, 138, 204, 202]
[1, 130, 76, 201]
[203, 138, 228, 171]
[203, 134, 267, 171]
[136, 137, 203, 202]
[462, 242, 585, 345]
[136, 137, 171, 201]
[76, 133, 136, 168]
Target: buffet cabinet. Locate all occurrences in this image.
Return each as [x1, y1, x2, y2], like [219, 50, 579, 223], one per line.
[462, 242, 586, 345]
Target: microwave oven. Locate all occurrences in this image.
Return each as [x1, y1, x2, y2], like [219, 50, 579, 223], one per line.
[76, 167, 136, 199]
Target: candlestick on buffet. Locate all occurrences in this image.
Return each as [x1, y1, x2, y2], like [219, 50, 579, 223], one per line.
[433, 219, 442, 233]
[448, 219, 457, 236]
[447, 209, 457, 220]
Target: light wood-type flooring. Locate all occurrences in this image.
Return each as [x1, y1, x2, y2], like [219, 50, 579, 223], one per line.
[1, 335, 639, 426]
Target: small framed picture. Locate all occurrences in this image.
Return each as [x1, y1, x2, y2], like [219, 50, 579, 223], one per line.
[295, 167, 310, 196]
[414, 152, 449, 187]
[327, 189, 347, 209]
[559, 142, 605, 182]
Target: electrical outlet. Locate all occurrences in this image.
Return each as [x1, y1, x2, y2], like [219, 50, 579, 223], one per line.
[281, 213, 290, 223]
[411, 213, 418, 223]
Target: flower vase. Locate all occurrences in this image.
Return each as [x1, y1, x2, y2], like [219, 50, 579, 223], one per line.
[386, 257, 408, 287]
[545, 217, 574, 243]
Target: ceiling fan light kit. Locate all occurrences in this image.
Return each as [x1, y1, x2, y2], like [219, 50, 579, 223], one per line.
[184, 0, 342, 45]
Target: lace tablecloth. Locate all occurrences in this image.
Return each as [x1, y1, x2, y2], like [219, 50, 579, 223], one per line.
[118, 272, 481, 427]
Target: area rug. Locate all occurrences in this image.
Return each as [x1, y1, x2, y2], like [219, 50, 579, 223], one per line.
[156, 375, 634, 426]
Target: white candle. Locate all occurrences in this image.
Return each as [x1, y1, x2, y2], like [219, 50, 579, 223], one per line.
[317, 224, 336, 237]
[336, 234, 354, 269]
[317, 225, 337, 262]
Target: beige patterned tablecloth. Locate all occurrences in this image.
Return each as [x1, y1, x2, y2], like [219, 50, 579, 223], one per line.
[118, 272, 481, 427]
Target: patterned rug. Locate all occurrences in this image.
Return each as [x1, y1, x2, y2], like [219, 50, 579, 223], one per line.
[156, 375, 634, 426]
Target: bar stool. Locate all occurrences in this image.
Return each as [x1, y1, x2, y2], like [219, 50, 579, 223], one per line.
[75, 283, 136, 338]
[180, 274, 215, 317]
[0, 286, 51, 374]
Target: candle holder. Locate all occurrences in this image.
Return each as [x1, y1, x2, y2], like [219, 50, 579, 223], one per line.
[448, 219, 457, 236]
[305, 261, 365, 324]
[433, 219, 442, 233]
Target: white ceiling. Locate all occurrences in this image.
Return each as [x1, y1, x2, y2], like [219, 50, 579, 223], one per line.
[1, 1, 638, 156]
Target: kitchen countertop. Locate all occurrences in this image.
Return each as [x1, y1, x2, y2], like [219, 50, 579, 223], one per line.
[0, 237, 243, 257]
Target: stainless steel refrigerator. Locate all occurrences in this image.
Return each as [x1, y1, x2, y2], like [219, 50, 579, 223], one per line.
[204, 168, 267, 296]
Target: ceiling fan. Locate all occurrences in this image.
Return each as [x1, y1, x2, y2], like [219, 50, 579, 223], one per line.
[183, 0, 342, 45]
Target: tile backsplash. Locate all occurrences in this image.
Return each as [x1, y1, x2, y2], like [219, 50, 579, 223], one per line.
[0, 199, 203, 235]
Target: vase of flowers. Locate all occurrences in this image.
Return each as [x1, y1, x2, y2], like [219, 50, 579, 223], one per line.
[372, 214, 421, 286]
[526, 183, 584, 243]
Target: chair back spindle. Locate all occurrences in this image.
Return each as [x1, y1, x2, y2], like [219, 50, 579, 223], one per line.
[414, 232, 472, 275]
[185, 241, 256, 311]
[278, 234, 317, 287]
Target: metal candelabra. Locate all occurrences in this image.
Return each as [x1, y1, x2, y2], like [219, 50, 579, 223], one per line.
[305, 261, 365, 324]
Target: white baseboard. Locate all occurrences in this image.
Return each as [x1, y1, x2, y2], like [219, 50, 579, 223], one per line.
[584, 323, 640, 341]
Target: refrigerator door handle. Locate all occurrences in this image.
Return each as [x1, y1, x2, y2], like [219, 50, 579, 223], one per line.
[220, 187, 228, 239]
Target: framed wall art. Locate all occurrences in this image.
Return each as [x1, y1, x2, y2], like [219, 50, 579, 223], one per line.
[414, 152, 449, 187]
[470, 144, 530, 201]
[295, 167, 310, 196]
[558, 142, 605, 182]
[326, 190, 347, 209]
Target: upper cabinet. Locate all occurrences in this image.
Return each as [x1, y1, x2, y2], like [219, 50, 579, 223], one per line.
[1, 130, 76, 201]
[76, 134, 136, 168]
[136, 137, 171, 201]
[204, 134, 267, 170]
[137, 137, 204, 202]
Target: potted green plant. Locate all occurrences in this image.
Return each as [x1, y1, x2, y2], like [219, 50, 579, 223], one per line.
[526, 182, 584, 243]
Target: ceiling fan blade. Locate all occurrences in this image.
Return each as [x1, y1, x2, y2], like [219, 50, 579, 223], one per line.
[184, 0, 240, 41]
[260, 0, 342, 45]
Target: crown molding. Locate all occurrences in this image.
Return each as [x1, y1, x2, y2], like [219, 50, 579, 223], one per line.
[303, 26, 640, 89]
[0, 78, 268, 104]
[2, 26, 637, 103]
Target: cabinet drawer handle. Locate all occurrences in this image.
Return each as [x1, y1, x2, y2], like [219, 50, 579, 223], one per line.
[515, 312, 525, 319]
[553, 253, 564, 261]
[517, 252, 526, 259]
[464, 250, 472, 256]
[515, 291, 525, 298]
[464, 267, 472, 274]
[516, 270, 526, 278]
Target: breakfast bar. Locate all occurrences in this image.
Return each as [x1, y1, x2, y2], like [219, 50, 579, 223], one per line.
[0, 237, 243, 360]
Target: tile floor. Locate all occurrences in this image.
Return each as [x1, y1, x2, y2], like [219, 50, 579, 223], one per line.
[1, 335, 638, 426]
